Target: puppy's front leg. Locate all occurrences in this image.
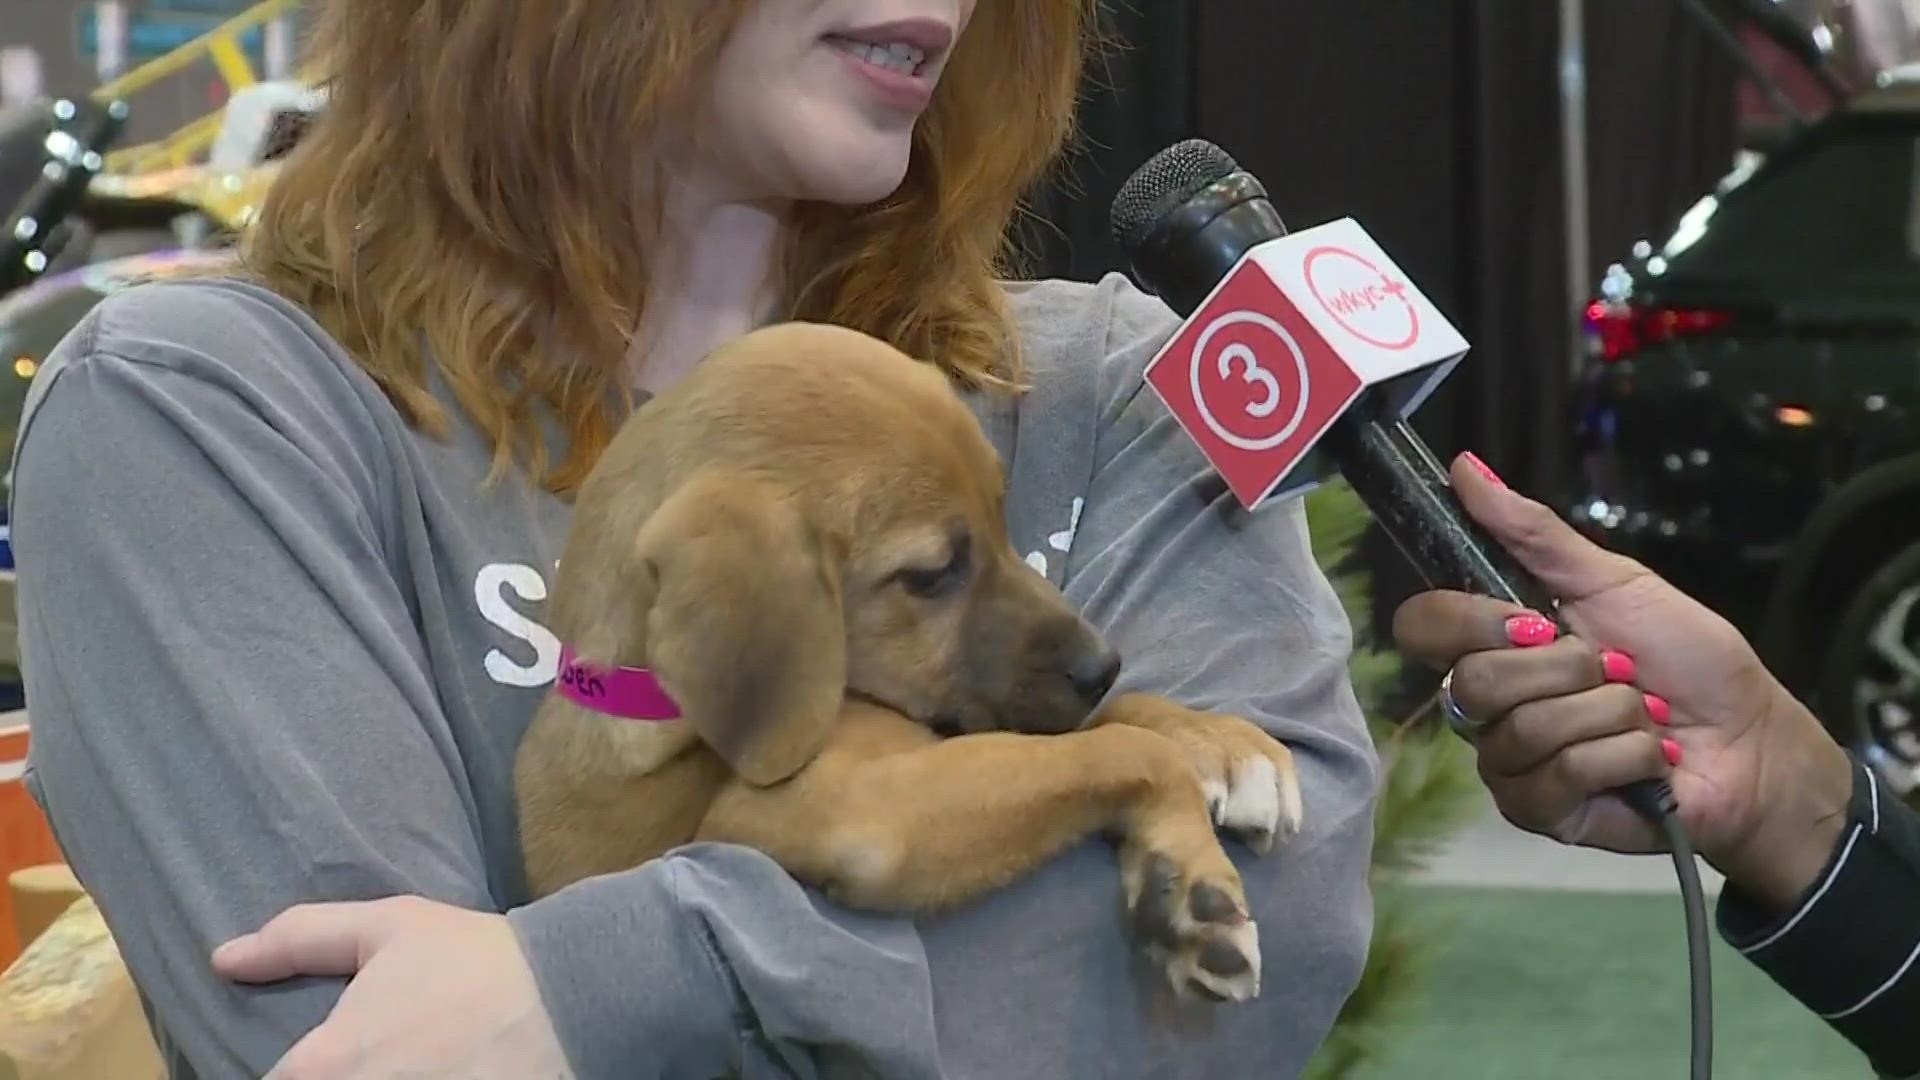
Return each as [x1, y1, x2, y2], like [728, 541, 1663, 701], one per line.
[695, 701, 1264, 1002]
[1092, 693, 1305, 855]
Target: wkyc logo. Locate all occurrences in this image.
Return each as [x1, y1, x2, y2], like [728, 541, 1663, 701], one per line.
[1304, 245, 1420, 351]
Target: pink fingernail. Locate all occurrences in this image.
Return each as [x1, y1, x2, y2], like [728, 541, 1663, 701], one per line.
[1661, 738, 1683, 767]
[1505, 614, 1558, 647]
[1602, 650, 1636, 683]
[1463, 451, 1507, 489]
[1644, 693, 1671, 726]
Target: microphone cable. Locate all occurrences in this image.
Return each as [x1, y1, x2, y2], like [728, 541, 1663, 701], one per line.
[1624, 779, 1713, 1080]
[1477, 611, 1712, 1078]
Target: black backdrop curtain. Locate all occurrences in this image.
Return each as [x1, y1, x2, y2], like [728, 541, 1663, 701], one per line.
[1026, 1, 1738, 638]
[1016, 5, 1196, 281]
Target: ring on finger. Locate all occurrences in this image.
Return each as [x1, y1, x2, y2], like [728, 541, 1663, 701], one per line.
[1440, 667, 1481, 739]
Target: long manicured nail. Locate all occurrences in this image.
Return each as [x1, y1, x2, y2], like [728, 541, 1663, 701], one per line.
[1505, 614, 1558, 647]
[1601, 650, 1636, 683]
[1463, 451, 1507, 489]
[1661, 738, 1683, 767]
[1644, 693, 1671, 726]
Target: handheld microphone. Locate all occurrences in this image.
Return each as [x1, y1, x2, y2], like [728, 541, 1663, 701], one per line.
[1112, 140, 1712, 1078]
[1113, 141, 1568, 631]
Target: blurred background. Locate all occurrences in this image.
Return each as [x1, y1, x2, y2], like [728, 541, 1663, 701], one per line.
[3, 0, 300, 140]
[3, 1, 1918, 1076]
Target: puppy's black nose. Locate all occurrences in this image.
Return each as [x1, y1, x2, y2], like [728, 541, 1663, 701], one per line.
[1069, 647, 1123, 704]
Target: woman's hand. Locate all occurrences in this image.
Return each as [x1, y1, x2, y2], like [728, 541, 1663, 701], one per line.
[214, 896, 572, 1079]
[1392, 454, 1854, 909]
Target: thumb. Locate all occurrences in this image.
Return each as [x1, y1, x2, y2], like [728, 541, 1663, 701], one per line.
[212, 898, 411, 983]
[1450, 453, 1642, 600]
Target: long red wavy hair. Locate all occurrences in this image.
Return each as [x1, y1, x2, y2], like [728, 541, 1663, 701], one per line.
[243, 1, 1098, 492]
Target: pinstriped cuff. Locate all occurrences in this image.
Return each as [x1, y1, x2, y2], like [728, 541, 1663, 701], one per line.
[1717, 757, 1920, 1079]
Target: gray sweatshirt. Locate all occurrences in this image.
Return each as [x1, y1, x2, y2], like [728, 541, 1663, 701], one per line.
[11, 273, 1378, 1080]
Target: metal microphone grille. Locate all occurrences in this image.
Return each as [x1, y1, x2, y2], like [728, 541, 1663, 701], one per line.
[1109, 139, 1240, 255]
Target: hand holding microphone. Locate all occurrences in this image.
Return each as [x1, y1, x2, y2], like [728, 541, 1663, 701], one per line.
[1392, 454, 1854, 912]
[1396, 457, 1920, 1080]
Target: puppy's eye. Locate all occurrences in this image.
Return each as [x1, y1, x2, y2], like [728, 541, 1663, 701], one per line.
[896, 534, 971, 599]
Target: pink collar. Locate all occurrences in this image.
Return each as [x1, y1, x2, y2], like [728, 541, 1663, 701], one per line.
[554, 646, 682, 722]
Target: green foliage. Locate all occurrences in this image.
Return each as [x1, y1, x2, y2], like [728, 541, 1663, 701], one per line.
[1300, 481, 1481, 1080]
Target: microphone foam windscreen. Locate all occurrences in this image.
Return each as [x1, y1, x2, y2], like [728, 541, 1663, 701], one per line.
[1109, 139, 1240, 255]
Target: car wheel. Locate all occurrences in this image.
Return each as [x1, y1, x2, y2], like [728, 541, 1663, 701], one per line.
[1821, 540, 1920, 798]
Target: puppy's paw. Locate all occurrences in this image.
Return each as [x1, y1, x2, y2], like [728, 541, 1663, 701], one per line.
[1122, 844, 1261, 1004]
[1156, 711, 1304, 855]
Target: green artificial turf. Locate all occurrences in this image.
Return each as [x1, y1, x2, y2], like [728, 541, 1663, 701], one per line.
[1350, 887, 1868, 1079]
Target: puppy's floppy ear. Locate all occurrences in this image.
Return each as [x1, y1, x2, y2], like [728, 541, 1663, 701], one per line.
[629, 469, 846, 785]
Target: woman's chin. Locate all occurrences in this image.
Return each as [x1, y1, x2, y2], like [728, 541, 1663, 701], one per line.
[788, 140, 914, 207]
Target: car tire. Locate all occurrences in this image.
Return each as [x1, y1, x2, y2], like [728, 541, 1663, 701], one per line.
[1819, 539, 1920, 799]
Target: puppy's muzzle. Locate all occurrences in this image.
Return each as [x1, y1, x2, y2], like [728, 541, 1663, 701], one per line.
[1005, 621, 1123, 735]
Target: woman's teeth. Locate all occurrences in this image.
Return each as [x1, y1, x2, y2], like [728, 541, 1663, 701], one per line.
[828, 36, 927, 76]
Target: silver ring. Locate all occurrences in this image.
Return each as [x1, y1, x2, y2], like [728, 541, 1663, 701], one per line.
[1440, 667, 1479, 739]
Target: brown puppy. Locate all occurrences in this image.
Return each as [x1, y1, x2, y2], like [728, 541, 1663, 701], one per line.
[513, 322, 1305, 1002]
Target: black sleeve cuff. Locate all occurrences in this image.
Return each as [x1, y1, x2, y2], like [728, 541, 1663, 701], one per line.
[1717, 755, 1920, 1078]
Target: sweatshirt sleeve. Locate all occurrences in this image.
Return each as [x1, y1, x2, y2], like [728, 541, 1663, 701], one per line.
[1060, 278, 1381, 1062]
[9, 336, 945, 1080]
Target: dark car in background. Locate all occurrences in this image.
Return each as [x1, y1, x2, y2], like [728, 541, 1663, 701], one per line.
[1570, 71, 1920, 794]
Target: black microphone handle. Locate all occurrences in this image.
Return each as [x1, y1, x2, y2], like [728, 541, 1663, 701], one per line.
[1316, 409, 1562, 616]
[1316, 401, 1675, 819]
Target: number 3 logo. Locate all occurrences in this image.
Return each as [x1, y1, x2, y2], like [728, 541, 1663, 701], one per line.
[1217, 343, 1282, 419]
[1189, 311, 1313, 452]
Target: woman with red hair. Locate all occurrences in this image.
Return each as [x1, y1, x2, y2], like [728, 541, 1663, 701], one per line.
[11, 3, 1377, 1076]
